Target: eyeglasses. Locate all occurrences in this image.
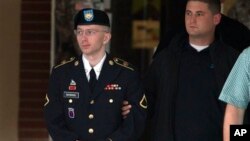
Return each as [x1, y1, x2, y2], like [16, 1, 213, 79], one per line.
[74, 29, 108, 36]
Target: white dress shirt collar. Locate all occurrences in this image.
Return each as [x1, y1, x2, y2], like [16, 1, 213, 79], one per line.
[82, 54, 107, 80]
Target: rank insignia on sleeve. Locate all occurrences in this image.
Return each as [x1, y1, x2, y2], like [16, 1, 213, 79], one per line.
[104, 84, 122, 91]
[44, 94, 49, 106]
[140, 94, 147, 109]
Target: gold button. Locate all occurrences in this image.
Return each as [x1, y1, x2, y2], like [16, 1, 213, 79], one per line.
[109, 99, 113, 103]
[69, 99, 73, 103]
[88, 114, 94, 119]
[88, 128, 94, 134]
[90, 100, 95, 104]
[109, 60, 114, 65]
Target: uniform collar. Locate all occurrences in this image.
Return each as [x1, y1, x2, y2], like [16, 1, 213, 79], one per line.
[82, 54, 107, 79]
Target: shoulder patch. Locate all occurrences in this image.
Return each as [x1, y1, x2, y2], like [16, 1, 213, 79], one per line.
[54, 57, 75, 69]
[113, 57, 134, 71]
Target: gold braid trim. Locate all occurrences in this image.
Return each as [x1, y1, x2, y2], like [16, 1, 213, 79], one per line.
[113, 57, 134, 71]
[54, 57, 75, 69]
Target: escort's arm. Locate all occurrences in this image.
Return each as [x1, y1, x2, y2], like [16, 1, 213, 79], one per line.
[104, 70, 147, 141]
[121, 55, 161, 120]
[44, 68, 79, 141]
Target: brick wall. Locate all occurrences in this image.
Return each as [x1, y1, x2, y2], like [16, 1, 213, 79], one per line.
[19, 0, 51, 140]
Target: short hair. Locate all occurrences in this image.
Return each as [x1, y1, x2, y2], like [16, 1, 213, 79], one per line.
[188, 0, 221, 14]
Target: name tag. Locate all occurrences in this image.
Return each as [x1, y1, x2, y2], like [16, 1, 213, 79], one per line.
[63, 91, 79, 99]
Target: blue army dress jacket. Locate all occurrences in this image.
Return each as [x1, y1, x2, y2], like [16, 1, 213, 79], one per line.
[44, 54, 147, 141]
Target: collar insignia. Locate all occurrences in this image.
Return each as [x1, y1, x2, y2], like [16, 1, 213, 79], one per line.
[74, 61, 79, 66]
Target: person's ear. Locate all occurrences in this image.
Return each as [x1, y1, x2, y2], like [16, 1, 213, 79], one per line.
[103, 33, 111, 44]
[214, 13, 221, 25]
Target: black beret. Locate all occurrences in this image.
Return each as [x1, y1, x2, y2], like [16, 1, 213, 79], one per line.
[74, 8, 110, 29]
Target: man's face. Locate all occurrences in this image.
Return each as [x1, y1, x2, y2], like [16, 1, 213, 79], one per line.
[75, 25, 111, 57]
[185, 1, 221, 39]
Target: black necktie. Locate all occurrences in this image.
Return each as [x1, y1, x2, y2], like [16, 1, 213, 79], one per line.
[89, 68, 97, 93]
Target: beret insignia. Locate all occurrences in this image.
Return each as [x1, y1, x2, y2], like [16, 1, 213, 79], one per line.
[83, 9, 94, 22]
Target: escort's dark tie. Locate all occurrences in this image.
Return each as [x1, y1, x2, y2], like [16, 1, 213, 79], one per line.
[89, 68, 97, 93]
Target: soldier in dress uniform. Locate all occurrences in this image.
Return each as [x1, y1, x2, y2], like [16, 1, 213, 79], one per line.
[44, 8, 147, 141]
